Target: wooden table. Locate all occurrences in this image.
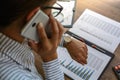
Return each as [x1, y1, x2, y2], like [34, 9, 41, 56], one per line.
[65, 0, 120, 80]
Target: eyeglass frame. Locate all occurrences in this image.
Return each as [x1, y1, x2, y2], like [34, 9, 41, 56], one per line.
[41, 3, 63, 17]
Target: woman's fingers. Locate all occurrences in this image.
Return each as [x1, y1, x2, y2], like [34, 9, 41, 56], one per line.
[28, 40, 38, 52]
[56, 20, 64, 43]
[37, 23, 49, 46]
[49, 15, 59, 45]
[72, 54, 87, 65]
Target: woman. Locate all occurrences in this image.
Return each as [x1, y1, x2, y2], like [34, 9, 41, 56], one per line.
[0, 0, 88, 80]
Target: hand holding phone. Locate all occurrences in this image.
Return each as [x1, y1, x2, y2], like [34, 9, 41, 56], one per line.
[21, 10, 49, 42]
[25, 14, 64, 62]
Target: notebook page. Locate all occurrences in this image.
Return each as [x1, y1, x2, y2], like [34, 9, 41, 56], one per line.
[57, 46, 111, 80]
[69, 9, 120, 53]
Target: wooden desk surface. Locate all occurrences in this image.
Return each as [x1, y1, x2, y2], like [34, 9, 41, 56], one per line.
[65, 0, 120, 80]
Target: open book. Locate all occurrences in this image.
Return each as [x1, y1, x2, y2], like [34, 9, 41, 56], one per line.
[57, 9, 120, 80]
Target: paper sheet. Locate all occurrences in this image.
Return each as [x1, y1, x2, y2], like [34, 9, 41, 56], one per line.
[69, 9, 120, 53]
[57, 46, 111, 80]
[53, 0, 75, 26]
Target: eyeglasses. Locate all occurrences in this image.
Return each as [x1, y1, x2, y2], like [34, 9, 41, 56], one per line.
[42, 3, 63, 17]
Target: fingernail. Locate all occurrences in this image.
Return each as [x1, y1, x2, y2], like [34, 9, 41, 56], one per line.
[34, 41, 38, 44]
[28, 40, 33, 43]
[38, 22, 43, 28]
[28, 40, 38, 44]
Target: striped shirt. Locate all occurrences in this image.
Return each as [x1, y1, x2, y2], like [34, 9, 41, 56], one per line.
[0, 33, 64, 80]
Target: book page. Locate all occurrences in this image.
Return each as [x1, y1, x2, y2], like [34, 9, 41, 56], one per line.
[69, 9, 120, 53]
[57, 46, 111, 80]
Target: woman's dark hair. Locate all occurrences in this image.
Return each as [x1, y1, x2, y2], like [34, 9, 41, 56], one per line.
[0, 0, 49, 27]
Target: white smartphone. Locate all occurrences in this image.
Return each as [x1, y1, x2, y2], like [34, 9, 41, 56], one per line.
[21, 10, 49, 42]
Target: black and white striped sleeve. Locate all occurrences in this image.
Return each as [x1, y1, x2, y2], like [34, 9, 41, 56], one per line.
[42, 59, 64, 80]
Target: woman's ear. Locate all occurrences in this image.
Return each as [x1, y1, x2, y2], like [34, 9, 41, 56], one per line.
[26, 7, 40, 22]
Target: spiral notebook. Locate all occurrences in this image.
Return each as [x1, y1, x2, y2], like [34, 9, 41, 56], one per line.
[57, 9, 120, 80]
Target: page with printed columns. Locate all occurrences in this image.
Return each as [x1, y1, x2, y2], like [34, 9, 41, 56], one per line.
[69, 9, 120, 53]
[57, 46, 111, 80]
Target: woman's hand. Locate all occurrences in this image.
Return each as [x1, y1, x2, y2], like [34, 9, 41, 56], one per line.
[28, 14, 64, 62]
[64, 37, 88, 65]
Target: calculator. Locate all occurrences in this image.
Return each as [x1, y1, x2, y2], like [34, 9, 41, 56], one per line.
[113, 64, 120, 80]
